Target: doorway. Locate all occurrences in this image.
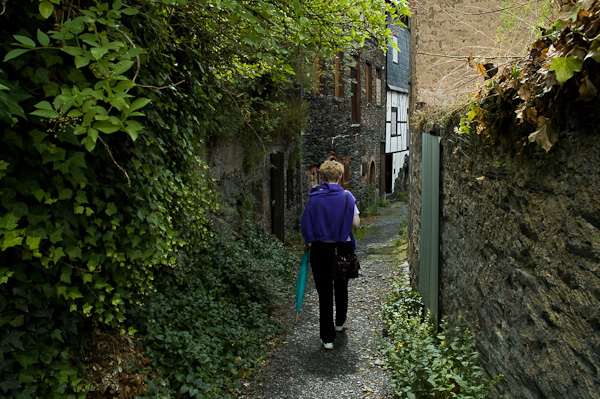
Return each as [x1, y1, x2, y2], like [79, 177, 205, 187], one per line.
[270, 152, 285, 242]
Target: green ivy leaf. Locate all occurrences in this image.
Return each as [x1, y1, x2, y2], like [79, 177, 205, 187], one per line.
[2, 330, 25, 350]
[548, 56, 583, 84]
[39, 0, 54, 19]
[26, 236, 42, 250]
[48, 226, 64, 244]
[62, 46, 83, 56]
[31, 109, 60, 119]
[0, 267, 15, 284]
[113, 60, 135, 75]
[125, 120, 143, 141]
[75, 55, 91, 68]
[82, 303, 93, 315]
[130, 98, 151, 112]
[0, 212, 20, 230]
[93, 120, 120, 134]
[90, 47, 109, 60]
[105, 202, 118, 216]
[1, 229, 24, 250]
[13, 35, 36, 48]
[121, 7, 139, 16]
[37, 29, 51, 46]
[3, 49, 30, 62]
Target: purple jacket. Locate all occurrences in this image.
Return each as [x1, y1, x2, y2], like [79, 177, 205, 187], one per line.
[301, 182, 356, 246]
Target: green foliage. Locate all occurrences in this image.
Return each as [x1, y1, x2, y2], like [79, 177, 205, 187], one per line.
[548, 56, 583, 84]
[0, 0, 409, 397]
[394, 190, 409, 203]
[133, 228, 296, 399]
[398, 218, 409, 237]
[378, 196, 391, 208]
[354, 225, 374, 241]
[380, 280, 502, 399]
[360, 183, 384, 217]
[0, 0, 216, 396]
[454, 99, 481, 136]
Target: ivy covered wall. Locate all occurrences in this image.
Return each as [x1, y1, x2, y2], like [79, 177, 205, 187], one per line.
[0, 0, 408, 397]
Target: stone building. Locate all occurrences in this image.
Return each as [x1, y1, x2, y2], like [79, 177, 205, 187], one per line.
[302, 38, 387, 207]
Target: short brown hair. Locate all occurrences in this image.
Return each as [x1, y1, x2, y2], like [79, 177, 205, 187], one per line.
[319, 159, 344, 183]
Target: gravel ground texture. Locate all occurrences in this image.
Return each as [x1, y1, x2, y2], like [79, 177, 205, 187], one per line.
[243, 199, 409, 399]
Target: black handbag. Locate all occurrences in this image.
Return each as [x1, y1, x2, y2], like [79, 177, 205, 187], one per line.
[334, 191, 360, 280]
[335, 240, 360, 279]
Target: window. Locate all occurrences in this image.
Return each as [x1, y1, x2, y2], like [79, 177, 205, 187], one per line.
[366, 62, 372, 104]
[351, 57, 360, 124]
[334, 52, 344, 98]
[391, 107, 398, 136]
[392, 36, 399, 64]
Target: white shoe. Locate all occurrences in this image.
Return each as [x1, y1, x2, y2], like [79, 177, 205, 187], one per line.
[323, 342, 334, 350]
[335, 318, 347, 332]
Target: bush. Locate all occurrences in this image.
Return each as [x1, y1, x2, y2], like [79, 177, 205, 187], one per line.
[394, 190, 410, 203]
[361, 183, 389, 217]
[380, 279, 502, 399]
[133, 227, 296, 398]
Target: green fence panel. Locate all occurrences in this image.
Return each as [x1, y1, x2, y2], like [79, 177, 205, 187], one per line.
[419, 133, 441, 324]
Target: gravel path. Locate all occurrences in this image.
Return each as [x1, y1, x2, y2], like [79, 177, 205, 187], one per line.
[243, 199, 409, 399]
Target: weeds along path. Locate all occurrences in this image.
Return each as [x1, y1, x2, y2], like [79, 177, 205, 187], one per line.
[243, 200, 409, 399]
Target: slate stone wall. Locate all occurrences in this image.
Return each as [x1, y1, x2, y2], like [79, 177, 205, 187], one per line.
[408, 117, 600, 398]
[302, 39, 387, 207]
[207, 139, 303, 243]
[388, 17, 410, 92]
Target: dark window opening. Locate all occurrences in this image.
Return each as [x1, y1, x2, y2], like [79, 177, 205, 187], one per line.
[351, 57, 360, 124]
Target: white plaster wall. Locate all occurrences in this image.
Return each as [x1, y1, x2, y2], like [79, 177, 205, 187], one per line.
[386, 90, 410, 191]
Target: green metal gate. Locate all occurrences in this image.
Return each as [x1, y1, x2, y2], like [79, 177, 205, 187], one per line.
[419, 133, 440, 324]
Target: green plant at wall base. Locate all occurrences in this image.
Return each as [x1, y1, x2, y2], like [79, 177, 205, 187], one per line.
[354, 225, 374, 240]
[378, 196, 391, 208]
[361, 183, 382, 216]
[380, 280, 502, 398]
[395, 190, 409, 203]
[398, 218, 409, 237]
[133, 227, 296, 399]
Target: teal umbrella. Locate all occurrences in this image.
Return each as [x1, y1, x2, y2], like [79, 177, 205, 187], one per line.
[295, 250, 310, 323]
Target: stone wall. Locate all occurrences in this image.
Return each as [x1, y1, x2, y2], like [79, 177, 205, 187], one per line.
[207, 138, 303, 243]
[408, 118, 600, 398]
[302, 39, 387, 207]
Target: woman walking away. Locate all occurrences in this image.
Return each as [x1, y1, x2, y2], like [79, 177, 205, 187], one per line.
[300, 159, 360, 350]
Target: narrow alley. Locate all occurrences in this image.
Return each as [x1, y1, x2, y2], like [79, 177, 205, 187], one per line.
[244, 199, 409, 399]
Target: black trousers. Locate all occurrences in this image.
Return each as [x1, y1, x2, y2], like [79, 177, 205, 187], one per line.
[310, 241, 349, 343]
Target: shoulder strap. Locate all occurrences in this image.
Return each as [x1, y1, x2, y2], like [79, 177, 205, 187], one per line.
[338, 190, 349, 236]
